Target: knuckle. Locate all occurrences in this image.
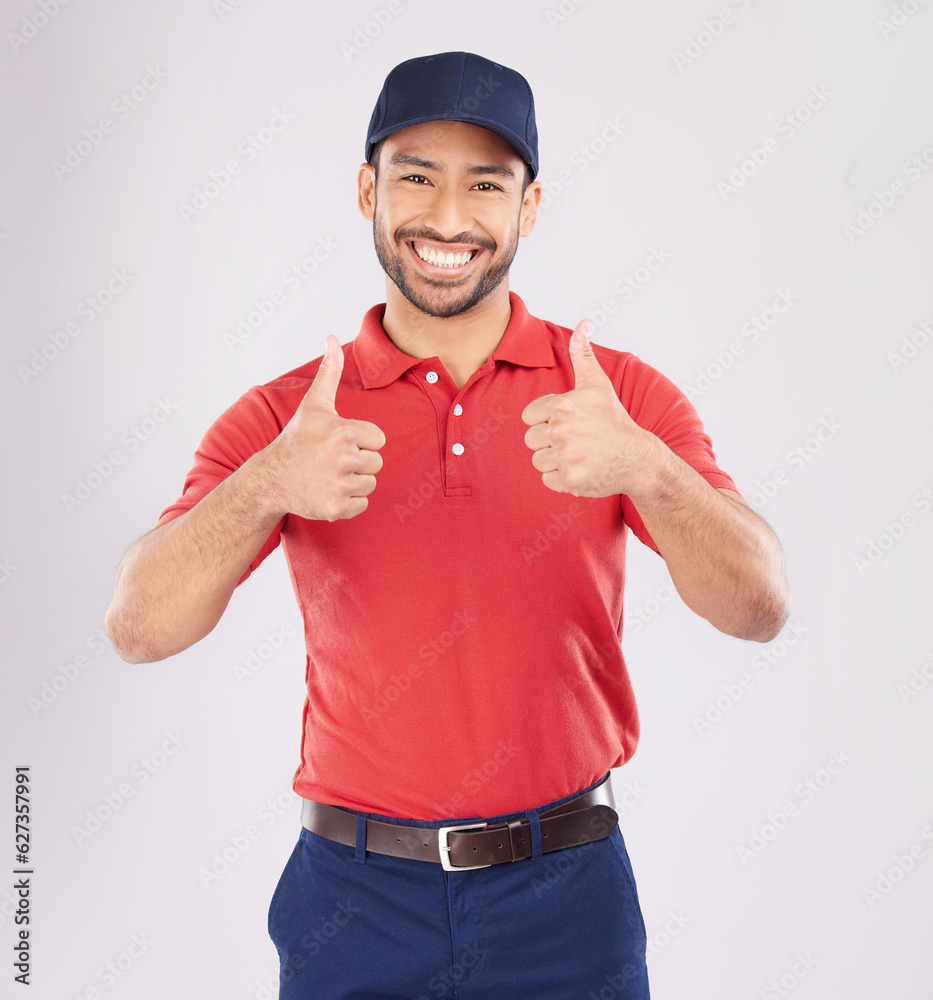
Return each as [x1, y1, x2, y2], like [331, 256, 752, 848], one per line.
[324, 495, 350, 521]
[552, 396, 575, 416]
[335, 453, 359, 475]
[563, 468, 585, 491]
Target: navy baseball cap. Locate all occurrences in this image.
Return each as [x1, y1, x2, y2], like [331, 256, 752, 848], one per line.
[365, 51, 539, 180]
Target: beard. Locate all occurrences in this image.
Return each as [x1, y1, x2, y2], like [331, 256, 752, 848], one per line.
[372, 203, 520, 319]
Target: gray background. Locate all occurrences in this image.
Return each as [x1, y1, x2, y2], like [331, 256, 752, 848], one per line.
[2, 0, 932, 997]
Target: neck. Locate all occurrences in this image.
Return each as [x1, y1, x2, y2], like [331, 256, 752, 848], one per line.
[380, 282, 512, 390]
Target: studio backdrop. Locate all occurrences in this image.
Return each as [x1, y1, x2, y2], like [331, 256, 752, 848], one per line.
[2, 1, 931, 998]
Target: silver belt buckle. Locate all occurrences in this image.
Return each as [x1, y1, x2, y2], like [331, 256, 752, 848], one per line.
[437, 821, 489, 870]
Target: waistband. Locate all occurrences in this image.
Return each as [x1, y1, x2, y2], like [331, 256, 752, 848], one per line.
[299, 772, 617, 869]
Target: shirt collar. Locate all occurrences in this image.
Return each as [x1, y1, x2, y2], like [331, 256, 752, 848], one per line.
[352, 291, 557, 389]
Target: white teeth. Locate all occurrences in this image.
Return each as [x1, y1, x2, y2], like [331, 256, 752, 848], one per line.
[414, 243, 474, 268]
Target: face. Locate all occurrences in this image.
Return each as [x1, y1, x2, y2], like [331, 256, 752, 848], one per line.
[359, 120, 541, 319]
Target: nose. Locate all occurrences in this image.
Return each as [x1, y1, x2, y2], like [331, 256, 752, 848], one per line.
[421, 183, 475, 242]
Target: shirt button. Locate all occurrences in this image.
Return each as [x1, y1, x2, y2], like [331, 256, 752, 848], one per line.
[452, 443, 465, 456]
[453, 404, 462, 416]
[425, 371, 438, 383]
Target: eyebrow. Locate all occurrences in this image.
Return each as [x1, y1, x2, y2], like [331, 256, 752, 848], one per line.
[388, 153, 516, 180]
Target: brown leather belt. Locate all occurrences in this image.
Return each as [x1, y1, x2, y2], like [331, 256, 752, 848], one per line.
[300, 774, 618, 869]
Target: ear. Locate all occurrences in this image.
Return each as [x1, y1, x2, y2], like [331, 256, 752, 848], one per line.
[358, 162, 376, 221]
[519, 180, 542, 238]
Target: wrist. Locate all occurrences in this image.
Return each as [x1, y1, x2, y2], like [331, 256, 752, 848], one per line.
[241, 444, 289, 522]
[621, 429, 678, 503]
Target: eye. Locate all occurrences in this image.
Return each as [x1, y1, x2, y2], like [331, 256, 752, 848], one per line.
[400, 175, 501, 191]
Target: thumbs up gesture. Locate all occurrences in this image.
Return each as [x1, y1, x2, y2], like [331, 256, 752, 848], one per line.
[521, 320, 657, 498]
[262, 335, 386, 521]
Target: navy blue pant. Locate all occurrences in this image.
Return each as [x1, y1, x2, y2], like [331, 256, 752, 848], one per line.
[268, 773, 650, 998]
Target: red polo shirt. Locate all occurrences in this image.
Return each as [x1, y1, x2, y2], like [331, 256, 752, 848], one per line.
[157, 291, 739, 820]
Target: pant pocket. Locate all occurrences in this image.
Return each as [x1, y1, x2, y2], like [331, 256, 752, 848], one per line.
[267, 833, 306, 946]
[605, 825, 648, 942]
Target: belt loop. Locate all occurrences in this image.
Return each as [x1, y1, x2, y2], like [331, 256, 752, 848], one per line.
[524, 808, 542, 861]
[353, 812, 367, 864]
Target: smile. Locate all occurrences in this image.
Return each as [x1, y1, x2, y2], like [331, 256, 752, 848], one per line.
[407, 239, 483, 276]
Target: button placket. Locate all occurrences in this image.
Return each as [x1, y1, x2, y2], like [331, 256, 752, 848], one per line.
[446, 388, 472, 492]
[418, 361, 487, 497]
[419, 363, 466, 495]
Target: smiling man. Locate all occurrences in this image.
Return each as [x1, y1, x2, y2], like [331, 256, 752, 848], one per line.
[366, 117, 534, 390]
[105, 51, 791, 999]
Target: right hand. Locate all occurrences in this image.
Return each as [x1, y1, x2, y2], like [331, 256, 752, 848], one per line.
[261, 335, 386, 521]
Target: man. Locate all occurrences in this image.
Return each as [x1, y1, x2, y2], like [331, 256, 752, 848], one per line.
[105, 51, 791, 999]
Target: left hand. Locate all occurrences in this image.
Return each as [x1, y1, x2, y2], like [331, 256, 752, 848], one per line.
[521, 320, 659, 498]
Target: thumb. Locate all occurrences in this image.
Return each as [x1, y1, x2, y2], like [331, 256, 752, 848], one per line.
[304, 334, 344, 412]
[569, 319, 609, 389]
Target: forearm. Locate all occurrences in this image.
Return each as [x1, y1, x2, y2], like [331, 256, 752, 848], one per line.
[105, 449, 284, 663]
[628, 441, 792, 642]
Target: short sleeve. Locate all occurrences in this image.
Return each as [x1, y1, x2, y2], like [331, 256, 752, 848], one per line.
[156, 386, 287, 588]
[615, 353, 740, 556]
